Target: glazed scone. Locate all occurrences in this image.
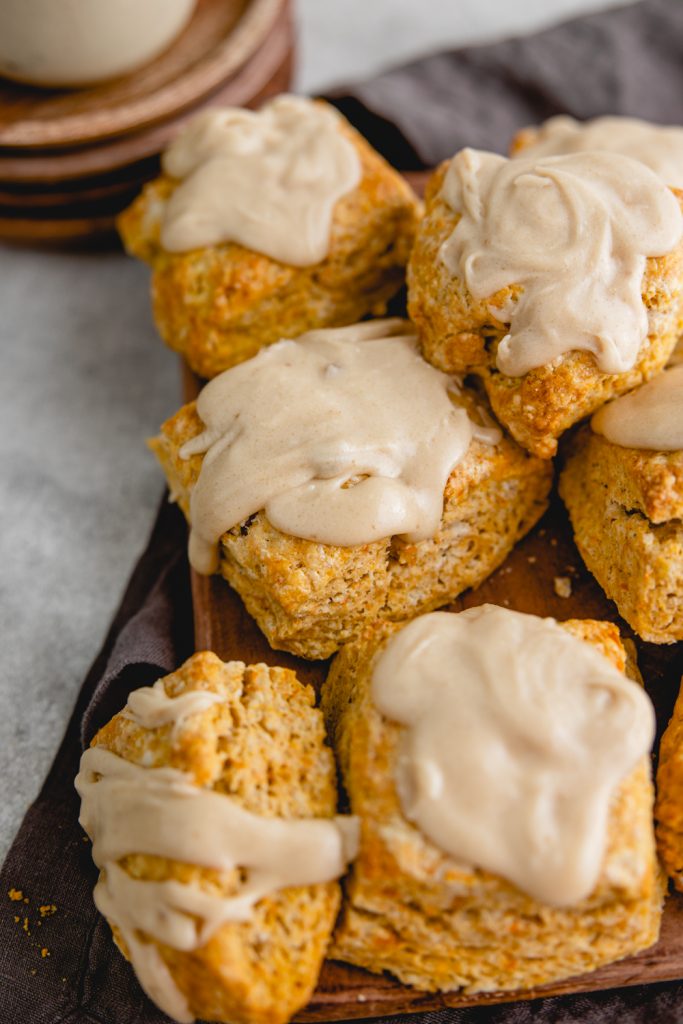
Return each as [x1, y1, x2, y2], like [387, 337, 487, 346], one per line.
[322, 611, 663, 994]
[559, 428, 683, 644]
[407, 156, 683, 458]
[656, 678, 683, 891]
[150, 341, 551, 660]
[510, 115, 683, 188]
[118, 97, 422, 378]
[77, 652, 348, 1024]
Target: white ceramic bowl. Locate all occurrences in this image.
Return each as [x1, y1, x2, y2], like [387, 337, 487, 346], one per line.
[0, 0, 197, 88]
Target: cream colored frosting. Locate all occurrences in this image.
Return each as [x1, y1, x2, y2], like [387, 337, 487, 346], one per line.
[439, 148, 682, 377]
[159, 95, 361, 263]
[515, 115, 683, 189]
[180, 319, 501, 575]
[121, 678, 225, 731]
[371, 606, 655, 907]
[592, 363, 683, 451]
[75, 682, 359, 1024]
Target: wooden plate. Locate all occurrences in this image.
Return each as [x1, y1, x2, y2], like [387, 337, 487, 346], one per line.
[182, 363, 683, 1020]
[0, 29, 293, 244]
[0, 0, 293, 186]
[0, 0, 286, 149]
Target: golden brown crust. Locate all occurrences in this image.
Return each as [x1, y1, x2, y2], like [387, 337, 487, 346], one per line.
[322, 617, 663, 994]
[576, 429, 683, 524]
[150, 396, 551, 659]
[90, 652, 340, 1024]
[407, 162, 683, 458]
[656, 679, 683, 891]
[559, 426, 683, 644]
[118, 107, 423, 378]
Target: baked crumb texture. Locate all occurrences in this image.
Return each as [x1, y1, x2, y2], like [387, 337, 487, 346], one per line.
[407, 163, 683, 458]
[150, 397, 551, 660]
[559, 426, 683, 644]
[117, 114, 423, 379]
[90, 651, 340, 1024]
[322, 618, 664, 994]
[656, 678, 683, 891]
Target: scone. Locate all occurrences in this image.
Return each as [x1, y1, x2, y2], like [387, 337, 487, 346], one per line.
[118, 95, 422, 378]
[559, 366, 683, 644]
[322, 607, 662, 995]
[75, 651, 356, 1024]
[407, 149, 683, 458]
[150, 321, 551, 660]
[656, 678, 683, 891]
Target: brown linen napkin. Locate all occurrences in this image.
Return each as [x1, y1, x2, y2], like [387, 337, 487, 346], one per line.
[3, 1, 683, 1020]
[330, 0, 683, 168]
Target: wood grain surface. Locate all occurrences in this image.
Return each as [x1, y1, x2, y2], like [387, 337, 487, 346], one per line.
[182, 365, 683, 1020]
[0, 0, 285, 149]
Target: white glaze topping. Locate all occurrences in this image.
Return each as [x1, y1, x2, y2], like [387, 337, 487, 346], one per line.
[514, 114, 683, 189]
[592, 363, 683, 451]
[439, 147, 682, 377]
[75, 682, 358, 1024]
[160, 95, 361, 263]
[371, 606, 655, 907]
[180, 319, 500, 575]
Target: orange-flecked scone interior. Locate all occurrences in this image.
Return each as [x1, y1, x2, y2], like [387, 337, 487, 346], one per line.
[322, 618, 664, 995]
[656, 678, 683, 891]
[559, 426, 683, 644]
[150, 394, 551, 660]
[407, 162, 683, 458]
[89, 651, 340, 1024]
[118, 108, 422, 378]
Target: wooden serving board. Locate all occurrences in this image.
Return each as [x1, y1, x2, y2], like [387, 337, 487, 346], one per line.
[181, 366, 683, 1019]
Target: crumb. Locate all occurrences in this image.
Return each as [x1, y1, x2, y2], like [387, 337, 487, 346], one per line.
[550, 538, 558, 547]
[502, 598, 511, 606]
[357, 994, 367, 1003]
[41, 948, 49, 958]
[31, 970, 36, 976]
[554, 576, 572, 598]
[13, 915, 19, 923]
[565, 565, 576, 574]
[22, 917, 30, 935]
[539, 529, 546, 537]
[8, 889, 23, 902]
[39, 905, 57, 918]
[527, 556, 537, 564]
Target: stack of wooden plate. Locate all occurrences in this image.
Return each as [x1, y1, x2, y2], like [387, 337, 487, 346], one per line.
[0, 0, 293, 244]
